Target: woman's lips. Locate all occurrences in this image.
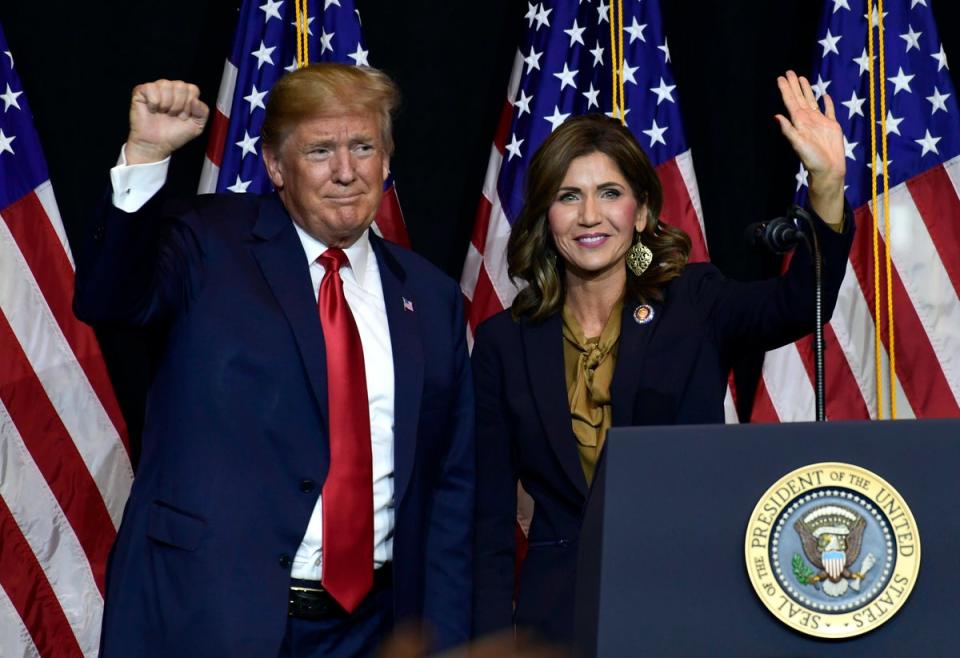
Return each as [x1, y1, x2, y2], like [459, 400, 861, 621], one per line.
[575, 233, 609, 247]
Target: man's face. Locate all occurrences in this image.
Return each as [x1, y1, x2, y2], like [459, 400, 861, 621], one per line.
[263, 112, 389, 247]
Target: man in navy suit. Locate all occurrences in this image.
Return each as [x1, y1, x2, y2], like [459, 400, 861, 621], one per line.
[74, 64, 474, 657]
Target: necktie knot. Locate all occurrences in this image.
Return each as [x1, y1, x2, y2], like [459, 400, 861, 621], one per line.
[319, 247, 349, 273]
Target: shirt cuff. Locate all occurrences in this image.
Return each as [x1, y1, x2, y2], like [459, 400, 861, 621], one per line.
[110, 144, 171, 213]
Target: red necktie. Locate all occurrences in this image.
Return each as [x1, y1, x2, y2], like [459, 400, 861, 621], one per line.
[317, 248, 373, 613]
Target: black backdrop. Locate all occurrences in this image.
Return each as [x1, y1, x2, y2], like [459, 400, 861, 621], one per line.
[2, 1, 957, 460]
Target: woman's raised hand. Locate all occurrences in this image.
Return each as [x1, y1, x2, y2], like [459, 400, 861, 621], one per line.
[775, 70, 845, 226]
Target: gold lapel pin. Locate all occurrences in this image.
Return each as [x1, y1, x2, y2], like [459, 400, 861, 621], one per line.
[633, 304, 655, 325]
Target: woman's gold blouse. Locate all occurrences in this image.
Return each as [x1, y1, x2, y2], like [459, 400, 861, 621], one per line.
[561, 301, 622, 485]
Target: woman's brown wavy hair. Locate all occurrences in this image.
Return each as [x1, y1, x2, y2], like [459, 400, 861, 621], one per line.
[508, 114, 691, 323]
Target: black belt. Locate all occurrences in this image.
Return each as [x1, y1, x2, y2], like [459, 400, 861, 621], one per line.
[288, 565, 393, 620]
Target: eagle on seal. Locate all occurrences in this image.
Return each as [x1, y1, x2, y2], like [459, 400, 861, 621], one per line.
[794, 505, 868, 596]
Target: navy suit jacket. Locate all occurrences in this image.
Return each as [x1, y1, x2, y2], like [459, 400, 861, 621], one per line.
[471, 212, 853, 643]
[74, 190, 474, 656]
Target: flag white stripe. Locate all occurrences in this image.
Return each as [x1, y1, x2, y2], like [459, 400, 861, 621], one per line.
[879, 183, 960, 405]
[505, 51, 524, 106]
[214, 59, 238, 120]
[723, 387, 738, 423]
[481, 144, 503, 203]
[0, 587, 40, 658]
[35, 181, 73, 267]
[461, 243, 482, 302]
[198, 159, 221, 195]
[0, 401, 103, 656]
[482, 201, 520, 309]
[674, 149, 707, 242]
[830, 262, 877, 416]
[880, 349, 916, 420]
[479, 128, 521, 310]
[0, 219, 133, 526]
[830, 260, 916, 419]
[762, 344, 816, 422]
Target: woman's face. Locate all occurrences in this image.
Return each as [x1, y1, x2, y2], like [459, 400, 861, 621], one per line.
[547, 151, 647, 285]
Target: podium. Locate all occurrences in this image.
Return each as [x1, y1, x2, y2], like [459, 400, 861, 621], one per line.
[574, 419, 960, 657]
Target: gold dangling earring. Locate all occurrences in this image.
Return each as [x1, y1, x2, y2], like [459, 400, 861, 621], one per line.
[626, 235, 653, 276]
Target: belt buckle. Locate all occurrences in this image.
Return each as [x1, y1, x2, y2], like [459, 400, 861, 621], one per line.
[288, 583, 339, 620]
[290, 585, 325, 594]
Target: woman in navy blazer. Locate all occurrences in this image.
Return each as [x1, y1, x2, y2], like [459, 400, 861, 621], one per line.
[471, 72, 854, 644]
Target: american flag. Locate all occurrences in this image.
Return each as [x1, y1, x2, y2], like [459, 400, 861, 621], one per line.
[199, 0, 409, 246]
[0, 24, 133, 658]
[460, 0, 735, 415]
[753, 0, 960, 421]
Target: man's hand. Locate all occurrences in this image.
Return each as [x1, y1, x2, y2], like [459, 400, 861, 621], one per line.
[126, 79, 209, 165]
[775, 70, 845, 226]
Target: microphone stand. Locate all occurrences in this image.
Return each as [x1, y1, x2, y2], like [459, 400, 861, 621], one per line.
[788, 205, 826, 422]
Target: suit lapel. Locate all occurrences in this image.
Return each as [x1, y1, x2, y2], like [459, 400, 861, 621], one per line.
[370, 236, 423, 507]
[611, 299, 663, 426]
[249, 195, 329, 430]
[521, 314, 589, 499]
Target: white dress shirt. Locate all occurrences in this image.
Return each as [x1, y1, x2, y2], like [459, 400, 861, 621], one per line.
[110, 147, 396, 581]
[290, 223, 395, 579]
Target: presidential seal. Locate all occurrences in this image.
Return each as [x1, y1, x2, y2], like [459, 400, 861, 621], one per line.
[744, 463, 920, 639]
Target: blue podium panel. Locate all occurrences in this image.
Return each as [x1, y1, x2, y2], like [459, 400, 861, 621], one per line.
[575, 419, 960, 657]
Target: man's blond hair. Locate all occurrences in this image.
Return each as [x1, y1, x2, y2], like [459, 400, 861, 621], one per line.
[261, 63, 401, 155]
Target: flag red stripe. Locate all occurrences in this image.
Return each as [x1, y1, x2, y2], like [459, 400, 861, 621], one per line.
[492, 100, 514, 155]
[750, 376, 780, 422]
[0, 496, 85, 658]
[655, 158, 708, 263]
[471, 195, 493, 252]
[0, 313, 115, 592]
[850, 206, 959, 416]
[822, 325, 872, 419]
[905, 165, 960, 295]
[375, 185, 410, 248]
[205, 110, 230, 168]
[2, 193, 129, 452]
[466, 266, 505, 333]
[793, 330, 871, 420]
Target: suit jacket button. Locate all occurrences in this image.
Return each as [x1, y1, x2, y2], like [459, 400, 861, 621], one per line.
[279, 554, 292, 569]
[299, 479, 316, 493]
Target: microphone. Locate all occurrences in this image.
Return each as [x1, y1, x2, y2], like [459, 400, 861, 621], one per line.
[745, 203, 827, 421]
[745, 216, 802, 254]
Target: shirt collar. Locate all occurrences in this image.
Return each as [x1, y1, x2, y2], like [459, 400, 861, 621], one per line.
[293, 222, 372, 289]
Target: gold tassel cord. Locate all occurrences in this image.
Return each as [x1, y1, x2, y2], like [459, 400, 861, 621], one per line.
[866, 1, 896, 419]
[609, 1, 619, 121]
[295, 0, 309, 68]
[877, 0, 896, 419]
[608, 1, 627, 123]
[617, 0, 625, 122]
[867, 0, 882, 417]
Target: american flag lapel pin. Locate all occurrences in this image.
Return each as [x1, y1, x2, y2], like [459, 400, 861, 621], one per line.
[402, 297, 414, 312]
